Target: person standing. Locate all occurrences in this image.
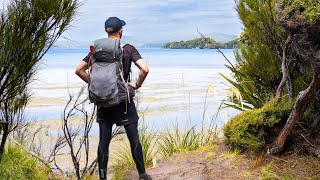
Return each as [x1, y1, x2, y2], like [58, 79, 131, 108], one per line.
[75, 17, 151, 180]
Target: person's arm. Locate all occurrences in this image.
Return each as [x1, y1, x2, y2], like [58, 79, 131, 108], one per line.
[75, 61, 90, 83]
[128, 58, 149, 89]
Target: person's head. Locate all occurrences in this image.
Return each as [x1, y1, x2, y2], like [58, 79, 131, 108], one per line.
[105, 17, 126, 39]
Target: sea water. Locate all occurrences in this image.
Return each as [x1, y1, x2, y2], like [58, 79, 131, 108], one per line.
[26, 48, 240, 133]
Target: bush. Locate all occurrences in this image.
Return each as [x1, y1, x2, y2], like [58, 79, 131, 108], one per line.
[223, 99, 294, 151]
[280, 0, 320, 23]
[0, 143, 50, 180]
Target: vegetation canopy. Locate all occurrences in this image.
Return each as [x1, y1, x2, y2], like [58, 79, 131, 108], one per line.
[223, 0, 320, 156]
[163, 38, 240, 49]
[279, 0, 320, 23]
[0, 0, 79, 162]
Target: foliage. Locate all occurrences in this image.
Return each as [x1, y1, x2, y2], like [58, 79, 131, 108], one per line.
[158, 121, 218, 159]
[261, 163, 278, 180]
[279, 0, 320, 23]
[0, 143, 50, 180]
[163, 38, 216, 49]
[158, 126, 201, 158]
[221, 46, 282, 110]
[0, 0, 78, 103]
[114, 125, 158, 169]
[222, 0, 320, 155]
[223, 0, 316, 107]
[223, 99, 294, 151]
[221, 0, 286, 110]
[222, 38, 240, 49]
[163, 38, 239, 49]
[0, 0, 78, 161]
[111, 164, 128, 180]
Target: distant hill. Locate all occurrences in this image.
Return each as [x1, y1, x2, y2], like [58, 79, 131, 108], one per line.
[205, 33, 238, 43]
[163, 37, 240, 49]
[53, 33, 238, 49]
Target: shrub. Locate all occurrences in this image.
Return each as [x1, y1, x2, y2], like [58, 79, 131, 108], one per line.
[280, 0, 320, 23]
[0, 143, 50, 180]
[223, 99, 294, 151]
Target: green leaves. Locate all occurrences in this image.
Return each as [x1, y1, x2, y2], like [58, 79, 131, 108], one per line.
[0, 0, 79, 103]
[0, 143, 50, 179]
[163, 38, 217, 49]
[221, 0, 286, 110]
[280, 0, 320, 23]
[0, 0, 79, 162]
[163, 37, 240, 49]
[223, 99, 294, 151]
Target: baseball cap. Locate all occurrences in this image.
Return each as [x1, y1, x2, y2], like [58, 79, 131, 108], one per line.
[105, 17, 126, 33]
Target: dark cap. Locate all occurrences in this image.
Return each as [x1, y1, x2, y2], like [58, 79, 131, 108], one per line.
[105, 17, 126, 33]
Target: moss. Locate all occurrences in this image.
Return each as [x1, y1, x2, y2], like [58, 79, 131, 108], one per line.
[280, 0, 320, 23]
[223, 99, 294, 151]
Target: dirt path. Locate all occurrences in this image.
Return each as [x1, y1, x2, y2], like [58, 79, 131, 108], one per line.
[143, 153, 207, 180]
[125, 145, 261, 180]
[124, 145, 320, 180]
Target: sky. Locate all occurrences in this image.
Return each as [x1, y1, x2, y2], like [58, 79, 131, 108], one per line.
[1, 0, 242, 43]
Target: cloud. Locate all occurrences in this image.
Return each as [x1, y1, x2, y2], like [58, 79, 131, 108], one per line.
[1, 0, 9, 9]
[3, 0, 242, 43]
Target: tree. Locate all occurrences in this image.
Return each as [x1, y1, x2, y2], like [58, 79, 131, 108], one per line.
[223, 0, 320, 155]
[269, 0, 320, 154]
[222, 0, 286, 110]
[0, 0, 79, 162]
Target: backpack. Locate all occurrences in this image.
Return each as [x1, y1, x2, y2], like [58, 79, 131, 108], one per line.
[88, 38, 132, 108]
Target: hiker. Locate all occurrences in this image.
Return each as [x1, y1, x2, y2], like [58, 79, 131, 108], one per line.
[75, 17, 151, 180]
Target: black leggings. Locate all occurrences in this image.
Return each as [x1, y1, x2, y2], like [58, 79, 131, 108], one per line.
[98, 122, 145, 179]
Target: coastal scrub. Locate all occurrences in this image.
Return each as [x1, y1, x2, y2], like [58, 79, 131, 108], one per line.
[223, 99, 293, 151]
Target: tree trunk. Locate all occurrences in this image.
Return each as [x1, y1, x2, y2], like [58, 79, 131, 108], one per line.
[310, 114, 320, 136]
[276, 35, 292, 100]
[286, 75, 293, 99]
[269, 67, 320, 154]
[0, 124, 9, 162]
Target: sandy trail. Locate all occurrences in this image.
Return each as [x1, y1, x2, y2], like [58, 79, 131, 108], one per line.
[125, 145, 260, 180]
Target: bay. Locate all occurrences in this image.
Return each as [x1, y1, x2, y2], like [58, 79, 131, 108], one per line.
[27, 48, 240, 133]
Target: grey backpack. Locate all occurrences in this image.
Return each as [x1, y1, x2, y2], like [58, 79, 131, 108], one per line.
[88, 38, 132, 108]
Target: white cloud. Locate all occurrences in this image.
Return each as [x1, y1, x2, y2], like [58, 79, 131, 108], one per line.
[1, 0, 9, 9]
[2, 0, 242, 43]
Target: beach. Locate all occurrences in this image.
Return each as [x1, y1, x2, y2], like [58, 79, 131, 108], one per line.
[27, 48, 239, 131]
[24, 48, 239, 172]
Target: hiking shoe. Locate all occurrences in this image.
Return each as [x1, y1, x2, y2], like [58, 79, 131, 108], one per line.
[139, 173, 152, 180]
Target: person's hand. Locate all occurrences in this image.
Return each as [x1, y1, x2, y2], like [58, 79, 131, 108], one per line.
[128, 82, 138, 90]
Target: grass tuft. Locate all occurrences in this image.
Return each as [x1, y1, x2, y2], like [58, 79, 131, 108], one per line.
[0, 142, 50, 180]
[261, 163, 279, 180]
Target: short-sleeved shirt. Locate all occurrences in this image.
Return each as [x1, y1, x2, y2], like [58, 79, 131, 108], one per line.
[83, 43, 142, 126]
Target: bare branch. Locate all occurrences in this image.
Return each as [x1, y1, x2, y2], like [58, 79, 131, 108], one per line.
[197, 28, 236, 70]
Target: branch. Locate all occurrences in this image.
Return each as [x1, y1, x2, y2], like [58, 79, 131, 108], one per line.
[196, 28, 236, 70]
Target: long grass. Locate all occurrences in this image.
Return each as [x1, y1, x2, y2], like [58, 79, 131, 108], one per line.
[158, 121, 218, 159]
[157, 85, 222, 158]
[113, 122, 158, 168]
[158, 125, 198, 158]
[0, 142, 50, 180]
